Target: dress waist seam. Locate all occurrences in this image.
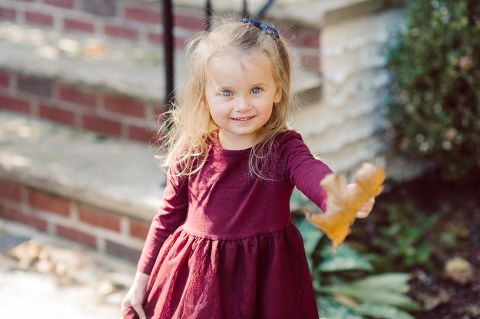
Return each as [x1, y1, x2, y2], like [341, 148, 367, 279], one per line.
[179, 223, 294, 241]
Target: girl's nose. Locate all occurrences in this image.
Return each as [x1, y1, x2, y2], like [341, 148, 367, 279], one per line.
[235, 96, 251, 112]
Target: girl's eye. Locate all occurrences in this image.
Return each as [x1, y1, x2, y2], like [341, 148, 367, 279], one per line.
[251, 88, 262, 94]
[221, 90, 232, 97]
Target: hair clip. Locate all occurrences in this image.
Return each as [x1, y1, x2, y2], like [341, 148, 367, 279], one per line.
[242, 18, 280, 39]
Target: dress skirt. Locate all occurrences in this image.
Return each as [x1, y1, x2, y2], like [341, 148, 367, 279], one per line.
[124, 223, 319, 319]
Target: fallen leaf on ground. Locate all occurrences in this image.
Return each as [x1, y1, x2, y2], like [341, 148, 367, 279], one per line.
[415, 288, 450, 311]
[8, 239, 42, 269]
[465, 304, 480, 317]
[306, 162, 386, 251]
[443, 257, 475, 285]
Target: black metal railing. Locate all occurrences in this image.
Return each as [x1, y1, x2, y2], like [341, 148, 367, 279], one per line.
[162, 0, 275, 111]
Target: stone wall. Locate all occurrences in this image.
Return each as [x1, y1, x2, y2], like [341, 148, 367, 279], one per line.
[293, 6, 413, 180]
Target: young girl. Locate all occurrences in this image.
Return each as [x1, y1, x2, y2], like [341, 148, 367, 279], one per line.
[121, 18, 375, 319]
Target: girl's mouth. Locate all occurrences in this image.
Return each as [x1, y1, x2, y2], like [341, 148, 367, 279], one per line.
[232, 116, 255, 121]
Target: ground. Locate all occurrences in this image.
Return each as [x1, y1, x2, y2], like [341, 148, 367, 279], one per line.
[0, 220, 136, 319]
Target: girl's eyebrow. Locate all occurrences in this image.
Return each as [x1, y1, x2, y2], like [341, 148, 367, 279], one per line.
[218, 83, 268, 90]
[215, 83, 270, 91]
[252, 82, 269, 87]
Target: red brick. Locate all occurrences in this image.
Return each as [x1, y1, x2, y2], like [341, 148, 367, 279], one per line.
[129, 219, 150, 240]
[153, 105, 167, 117]
[25, 12, 54, 26]
[0, 180, 22, 202]
[174, 12, 206, 31]
[0, 72, 10, 88]
[300, 55, 321, 74]
[175, 36, 187, 49]
[8, 208, 48, 232]
[0, 7, 16, 20]
[0, 71, 9, 88]
[29, 190, 70, 217]
[291, 30, 320, 49]
[58, 85, 96, 107]
[63, 18, 95, 33]
[104, 25, 138, 41]
[150, 34, 187, 49]
[125, 6, 161, 24]
[82, 115, 122, 136]
[103, 95, 145, 118]
[128, 125, 156, 143]
[106, 240, 141, 262]
[0, 93, 31, 114]
[83, 0, 116, 17]
[17, 76, 52, 97]
[78, 204, 120, 232]
[39, 103, 75, 125]
[56, 225, 97, 248]
[147, 32, 162, 46]
[45, 0, 74, 9]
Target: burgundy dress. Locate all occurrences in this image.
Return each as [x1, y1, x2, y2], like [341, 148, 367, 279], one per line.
[125, 131, 333, 319]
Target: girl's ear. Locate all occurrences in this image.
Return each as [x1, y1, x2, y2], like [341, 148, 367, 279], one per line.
[273, 85, 282, 104]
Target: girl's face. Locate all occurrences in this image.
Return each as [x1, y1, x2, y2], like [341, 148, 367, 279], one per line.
[205, 52, 282, 150]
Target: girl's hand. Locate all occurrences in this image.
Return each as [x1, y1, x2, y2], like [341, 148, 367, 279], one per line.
[121, 271, 149, 319]
[356, 197, 375, 219]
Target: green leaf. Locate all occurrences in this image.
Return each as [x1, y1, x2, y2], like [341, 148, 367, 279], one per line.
[350, 273, 411, 292]
[319, 244, 374, 272]
[297, 219, 323, 271]
[320, 286, 422, 311]
[352, 303, 417, 319]
[316, 295, 365, 319]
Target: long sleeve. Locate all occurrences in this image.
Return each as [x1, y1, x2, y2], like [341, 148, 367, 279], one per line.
[137, 169, 189, 275]
[283, 133, 333, 212]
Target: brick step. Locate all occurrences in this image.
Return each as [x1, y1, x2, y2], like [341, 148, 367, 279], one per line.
[0, 21, 322, 141]
[0, 110, 165, 261]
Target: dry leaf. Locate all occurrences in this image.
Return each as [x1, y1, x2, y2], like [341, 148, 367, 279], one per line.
[416, 288, 450, 311]
[306, 162, 386, 252]
[443, 257, 475, 285]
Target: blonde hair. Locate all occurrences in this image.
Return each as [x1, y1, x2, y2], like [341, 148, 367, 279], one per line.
[157, 18, 295, 178]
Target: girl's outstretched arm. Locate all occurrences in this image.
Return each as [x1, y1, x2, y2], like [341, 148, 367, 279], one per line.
[121, 271, 149, 319]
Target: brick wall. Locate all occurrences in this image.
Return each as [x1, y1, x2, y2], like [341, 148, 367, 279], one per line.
[0, 178, 151, 262]
[0, 69, 163, 142]
[0, 0, 321, 73]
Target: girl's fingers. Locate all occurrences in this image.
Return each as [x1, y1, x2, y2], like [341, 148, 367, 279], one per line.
[121, 304, 146, 319]
[133, 304, 146, 319]
[356, 197, 375, 218]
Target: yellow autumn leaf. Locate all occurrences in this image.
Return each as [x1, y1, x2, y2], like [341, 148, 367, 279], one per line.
[306, 162, 386, 252]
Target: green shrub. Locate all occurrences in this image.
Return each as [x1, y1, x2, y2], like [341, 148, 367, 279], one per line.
[386, 0, 480, 180]
[370, 202, 439, 271]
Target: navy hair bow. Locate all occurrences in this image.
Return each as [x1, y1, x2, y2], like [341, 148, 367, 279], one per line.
[242, 18, 280, 39]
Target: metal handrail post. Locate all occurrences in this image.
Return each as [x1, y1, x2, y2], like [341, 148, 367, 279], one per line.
[206, 0, 212, 31]
[163, 0, 174, 109]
